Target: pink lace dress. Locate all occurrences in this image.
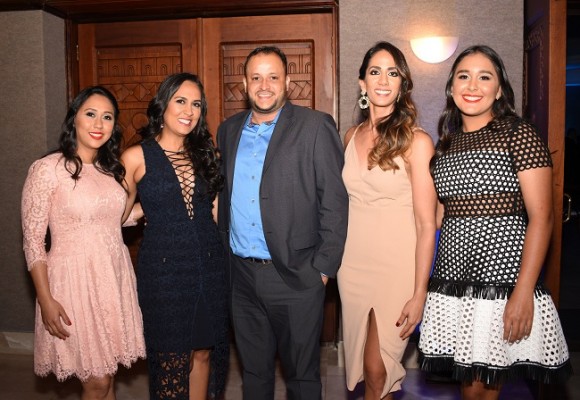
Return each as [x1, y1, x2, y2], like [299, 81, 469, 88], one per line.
[21, 153, 146, 382]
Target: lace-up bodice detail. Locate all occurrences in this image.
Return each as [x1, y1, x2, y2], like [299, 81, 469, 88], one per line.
[162, 149, 196, 219]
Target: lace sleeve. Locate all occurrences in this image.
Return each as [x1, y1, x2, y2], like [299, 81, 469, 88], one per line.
[21, 157, 58, 271]
[511, 121, 553, 171]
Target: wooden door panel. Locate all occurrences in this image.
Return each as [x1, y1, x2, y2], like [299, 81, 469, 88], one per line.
[78, 20, 198, 146]
[98, 44, 183, 146]
[201, 13, 336, 133]
[76, 12, 340, 343]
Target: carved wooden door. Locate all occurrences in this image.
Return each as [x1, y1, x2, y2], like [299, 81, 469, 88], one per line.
[200, 13, 336, 132]
[76, 12, 339, 343]
[77, 19, 199, 147]
[76, 13, 336, 142]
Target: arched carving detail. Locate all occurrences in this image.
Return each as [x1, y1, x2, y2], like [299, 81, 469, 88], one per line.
[95, 44, 182, 147]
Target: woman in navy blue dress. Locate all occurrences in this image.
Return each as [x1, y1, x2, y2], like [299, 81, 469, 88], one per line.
[122, 73, 228, 400]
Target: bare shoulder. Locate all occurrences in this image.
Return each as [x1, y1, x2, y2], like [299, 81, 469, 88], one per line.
[412, 127, 434, 142]
[343, 125, 358, 148]
[121, 144, 144, 165]
[411, 128, 435, 151]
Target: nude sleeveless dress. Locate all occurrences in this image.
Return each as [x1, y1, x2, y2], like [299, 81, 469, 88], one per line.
[337, 130, 416, 396]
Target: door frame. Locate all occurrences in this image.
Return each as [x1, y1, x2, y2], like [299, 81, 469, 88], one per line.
[67, 3, 341, 344]
[524, 0, 567, 306]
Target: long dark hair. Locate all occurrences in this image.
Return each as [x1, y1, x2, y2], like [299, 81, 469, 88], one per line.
[56, 86, 125, 183]
[434, 45, 518, 162]
[139, 72, 224, 198]
[358, 41, 418, 171]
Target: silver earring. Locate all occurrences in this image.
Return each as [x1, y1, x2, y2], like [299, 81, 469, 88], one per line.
[160, 123, 164, 128]
[358, 90, 369, 109]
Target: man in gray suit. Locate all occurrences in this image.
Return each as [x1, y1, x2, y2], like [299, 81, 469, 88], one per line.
[217, 46, 348, 400]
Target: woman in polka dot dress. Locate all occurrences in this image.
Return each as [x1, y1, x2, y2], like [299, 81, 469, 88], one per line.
[418, 45, 571, 399]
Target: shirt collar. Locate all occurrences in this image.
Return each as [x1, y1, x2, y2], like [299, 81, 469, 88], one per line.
[246, 108, 282, 128]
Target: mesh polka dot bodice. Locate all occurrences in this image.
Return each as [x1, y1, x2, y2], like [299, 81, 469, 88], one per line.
[418, 118, 571, 385]
[431, 118, 551, 286]
[435, 118, 551, 218]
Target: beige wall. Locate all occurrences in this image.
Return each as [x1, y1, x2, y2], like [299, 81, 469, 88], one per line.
[0, 11, 66, 331]
[339, 0, 523, 140]
[0, 2, 523, 332]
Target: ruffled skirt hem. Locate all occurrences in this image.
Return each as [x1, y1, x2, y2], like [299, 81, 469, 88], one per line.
[419, 354, 572, 385]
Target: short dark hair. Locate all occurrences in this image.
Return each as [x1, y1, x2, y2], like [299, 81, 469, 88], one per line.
[243, 46, 288, 76]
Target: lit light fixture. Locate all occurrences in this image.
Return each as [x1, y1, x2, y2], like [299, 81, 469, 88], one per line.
[410, 36, 459, 64]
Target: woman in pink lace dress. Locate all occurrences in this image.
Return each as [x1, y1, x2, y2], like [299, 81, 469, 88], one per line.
[21, 86, 146, 399]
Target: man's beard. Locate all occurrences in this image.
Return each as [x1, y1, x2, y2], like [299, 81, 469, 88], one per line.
[248, 93, 287, 115]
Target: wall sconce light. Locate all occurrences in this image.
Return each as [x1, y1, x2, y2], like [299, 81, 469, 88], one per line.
[410, 36, 459, 64]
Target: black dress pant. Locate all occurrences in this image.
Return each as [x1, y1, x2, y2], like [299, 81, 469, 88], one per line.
[231, 255, 325, 400]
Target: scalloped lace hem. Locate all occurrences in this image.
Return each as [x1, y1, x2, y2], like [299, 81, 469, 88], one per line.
[34, 353, 146, 382]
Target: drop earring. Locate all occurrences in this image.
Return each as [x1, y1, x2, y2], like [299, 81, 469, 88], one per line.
[358, 90, 370, 110]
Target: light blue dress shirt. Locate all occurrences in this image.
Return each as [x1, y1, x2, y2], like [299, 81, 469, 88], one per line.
[230, 111, 281, 258]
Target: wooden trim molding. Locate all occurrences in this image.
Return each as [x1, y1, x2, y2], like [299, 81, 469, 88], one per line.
[0, 0, 338, 22]
[544, 0, 567, 307]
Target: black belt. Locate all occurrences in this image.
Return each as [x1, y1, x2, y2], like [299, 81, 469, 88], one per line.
[244, 257, 273, 264]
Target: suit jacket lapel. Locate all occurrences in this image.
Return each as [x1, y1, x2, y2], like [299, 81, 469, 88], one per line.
[263, 102, 295, 174]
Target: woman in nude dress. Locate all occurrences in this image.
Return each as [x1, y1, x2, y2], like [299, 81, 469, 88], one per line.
[337, 41, 437, 399]
[21, 86, 145, 399]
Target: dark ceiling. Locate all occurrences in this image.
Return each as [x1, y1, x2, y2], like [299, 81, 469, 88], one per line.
[1, 0, 578, 25]
[0, 0, 336, 22]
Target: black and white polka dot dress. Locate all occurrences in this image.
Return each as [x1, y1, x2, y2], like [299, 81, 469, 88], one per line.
[418, 117, 571, 385]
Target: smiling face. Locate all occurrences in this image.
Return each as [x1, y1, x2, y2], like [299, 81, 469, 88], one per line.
[451, 52, 502, 131]
[74, 94, 115, 163]
[359, 49, 402, 117]
[162, 80, 202, 138]
[244, 52, 290, 124]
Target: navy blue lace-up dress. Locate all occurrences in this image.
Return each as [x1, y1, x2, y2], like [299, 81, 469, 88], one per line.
[137, 139, 228, 399]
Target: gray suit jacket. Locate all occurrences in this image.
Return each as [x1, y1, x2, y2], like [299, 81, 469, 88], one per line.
[217, 102, 348, 290]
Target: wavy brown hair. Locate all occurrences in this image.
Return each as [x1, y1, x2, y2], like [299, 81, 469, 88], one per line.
[358, 41, 418, 171]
